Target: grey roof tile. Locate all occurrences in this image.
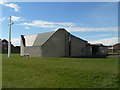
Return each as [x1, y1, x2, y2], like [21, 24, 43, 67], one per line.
[33, 32, 55, 46]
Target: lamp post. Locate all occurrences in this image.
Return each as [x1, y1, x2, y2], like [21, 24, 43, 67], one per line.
[8, 16, 13, 58]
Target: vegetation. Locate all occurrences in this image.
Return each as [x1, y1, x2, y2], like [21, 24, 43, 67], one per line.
[2, 54, 119, 88]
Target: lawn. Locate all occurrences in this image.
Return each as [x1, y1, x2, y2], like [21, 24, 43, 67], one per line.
[2, 54, 119, 88]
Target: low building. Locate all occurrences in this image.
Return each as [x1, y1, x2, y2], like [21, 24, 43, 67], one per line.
[108, 43, 120, 53]
[21, 28, 108, 57]
[91, 44, 108, 56]
[113, 43, 120, 53]
[0, 39, 20, 54]
[108, 45, 113, 53]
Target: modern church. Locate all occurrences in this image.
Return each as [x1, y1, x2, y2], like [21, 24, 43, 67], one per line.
[20, 28, 108, 57]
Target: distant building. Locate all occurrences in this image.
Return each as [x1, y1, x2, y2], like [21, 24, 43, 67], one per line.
[91, 44, 108, 56]
[0, 39, 20, 54]
[21, 28, 108, 57]
[2, 39, 9, 53]
[108, 45, 113, 53]
[108, 43, 120, 53]
[113, 43, 120, 53]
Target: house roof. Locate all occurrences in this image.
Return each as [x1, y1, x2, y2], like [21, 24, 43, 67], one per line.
[33, 32, 55, 46]
[113, 43, 120, 47]
[70, 34, 87, 42]
[91, 43, 103, 46]
[2, 39, 8, 43]
[24, 31, 55, 46]
[91, 43, 108, 47]
[113, 43, 120, 49]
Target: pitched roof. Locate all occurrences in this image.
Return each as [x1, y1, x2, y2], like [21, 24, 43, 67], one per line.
[33, 32, 55, 46]
[113, 43, 120, 46]
[91, 43, 103, 46]
[70, 34, 87, 42]
[2, 39, 8, 43]
[24, 28, 88, 46]
[24, 31, 55, 46]
[91, 43, 108, 47]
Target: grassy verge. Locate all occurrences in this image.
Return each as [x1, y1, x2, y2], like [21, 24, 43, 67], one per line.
[2, 54, 119, 88]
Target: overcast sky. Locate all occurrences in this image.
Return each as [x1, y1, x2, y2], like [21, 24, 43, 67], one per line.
[0, 1, 118, 46]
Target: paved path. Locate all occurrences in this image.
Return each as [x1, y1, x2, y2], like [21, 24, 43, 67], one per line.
[107, 54, 119, 58]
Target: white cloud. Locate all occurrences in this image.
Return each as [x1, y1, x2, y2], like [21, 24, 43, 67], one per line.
[22, 20, 117, 32]
[89, 37, 118, 46]
[11, 16, 22, 22]
[22, 20, 75, 29]
[0, 0, 8, 4]
[0, 17, 5, 21]
[66, 27, 118, 32]
[5, 3, 20, 12]
[0, 1, 20, 12]
[0, 0, 4, 4]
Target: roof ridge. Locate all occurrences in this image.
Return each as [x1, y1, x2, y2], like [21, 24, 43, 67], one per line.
[41, 28, 68, 46]
[25, 31, 55, 36]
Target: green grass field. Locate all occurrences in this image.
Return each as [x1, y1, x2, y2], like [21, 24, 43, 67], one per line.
[2, 54, 119, 88]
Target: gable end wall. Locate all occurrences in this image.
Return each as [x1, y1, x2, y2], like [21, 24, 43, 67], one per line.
[41, 30, 69, 57]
